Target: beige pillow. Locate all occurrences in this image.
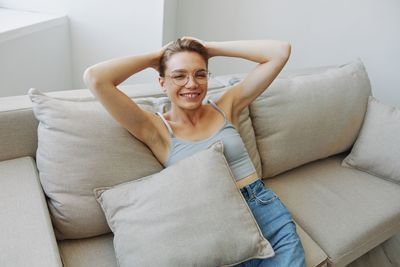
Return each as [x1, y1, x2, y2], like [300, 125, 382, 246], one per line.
[94, 141, 274, 267]
[249, 59, 372, 178]
[342, 96, 400, 184]
[28, 88, 164, 240]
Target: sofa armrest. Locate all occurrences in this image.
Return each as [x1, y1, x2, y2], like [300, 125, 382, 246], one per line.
[0, 156, 62, 267]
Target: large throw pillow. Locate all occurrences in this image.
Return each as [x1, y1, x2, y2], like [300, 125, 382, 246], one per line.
[94, 141, 274, 267]
[28, 88, 164, 240]
[249, 59, 372, 178]
[341, 96, 400, 184]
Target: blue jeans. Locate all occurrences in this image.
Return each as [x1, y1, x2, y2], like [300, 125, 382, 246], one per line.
[235, 179, 306, 267]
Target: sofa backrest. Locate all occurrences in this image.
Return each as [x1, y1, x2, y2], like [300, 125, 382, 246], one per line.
[0, 59, 372, 177]
[0, 106, 38, 161]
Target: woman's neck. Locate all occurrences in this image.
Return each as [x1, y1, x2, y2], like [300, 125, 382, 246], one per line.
[169, 104, 207, 127]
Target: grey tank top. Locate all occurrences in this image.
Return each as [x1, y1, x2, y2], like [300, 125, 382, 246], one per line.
[156, 98, 257, 181]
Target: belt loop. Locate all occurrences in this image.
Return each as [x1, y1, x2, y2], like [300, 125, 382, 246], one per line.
[244, 185, 254, 200]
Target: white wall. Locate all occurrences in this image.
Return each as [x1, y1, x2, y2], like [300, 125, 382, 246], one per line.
[175, 0, 400, 108]
[162, 0, 177, 44]
[1, 0, 399, 107]
[0, 0, 164, 90]
[0, 10, 71, 96]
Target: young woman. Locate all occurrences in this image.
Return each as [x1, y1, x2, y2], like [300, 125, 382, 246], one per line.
[84, 37, 306, 267]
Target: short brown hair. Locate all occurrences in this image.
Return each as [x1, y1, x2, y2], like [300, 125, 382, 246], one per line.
[159, 38, 208, 77]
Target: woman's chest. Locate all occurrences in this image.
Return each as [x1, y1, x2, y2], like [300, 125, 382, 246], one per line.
[165, 127, 246, 167]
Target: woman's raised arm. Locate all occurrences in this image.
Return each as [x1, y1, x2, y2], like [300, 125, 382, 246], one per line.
[203, 39, 291, 119]
[83, 50, 164, 147]
[206, 39, 290, 64]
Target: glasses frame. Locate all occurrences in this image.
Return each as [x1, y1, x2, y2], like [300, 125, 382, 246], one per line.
[163, 71, 212, 86]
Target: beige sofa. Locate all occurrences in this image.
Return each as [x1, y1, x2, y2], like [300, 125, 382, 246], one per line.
[1, 59, 399, 267]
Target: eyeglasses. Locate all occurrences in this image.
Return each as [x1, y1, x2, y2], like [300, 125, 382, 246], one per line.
[164, 70, 211, 86]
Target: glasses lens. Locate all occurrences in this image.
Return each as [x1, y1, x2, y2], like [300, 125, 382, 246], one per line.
[196, 71, 209, 85]
[171, 72, 210, 86]
[169, 74, 186, 86]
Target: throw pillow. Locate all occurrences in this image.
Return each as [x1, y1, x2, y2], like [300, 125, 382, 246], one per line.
[249, 59, 372, 178]
[341, 96, 400, 184]
[94, 141, 274, 267]
[28, 88, 164, 240]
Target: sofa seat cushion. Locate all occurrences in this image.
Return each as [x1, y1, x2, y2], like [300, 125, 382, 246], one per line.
[264, 152, 400, 267]
[57, 222, 327, 267]
[58, 233, 117, 267]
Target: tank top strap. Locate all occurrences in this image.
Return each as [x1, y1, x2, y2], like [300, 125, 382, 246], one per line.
[207, 98, 228, 124]
[155, 112, 175, 138]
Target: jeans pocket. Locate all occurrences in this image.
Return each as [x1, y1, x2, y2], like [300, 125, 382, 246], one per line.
[254, 188, 278, 205]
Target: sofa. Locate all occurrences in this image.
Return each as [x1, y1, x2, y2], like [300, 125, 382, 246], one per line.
[1, 59, 399, 267]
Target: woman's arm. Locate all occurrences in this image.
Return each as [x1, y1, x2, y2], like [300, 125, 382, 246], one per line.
[83, 50, 164, 146]
[207, 40, 290, 63]
[203, 39, 291, 120]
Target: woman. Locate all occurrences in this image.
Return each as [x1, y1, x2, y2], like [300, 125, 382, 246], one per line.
[84, 37, 306, 267]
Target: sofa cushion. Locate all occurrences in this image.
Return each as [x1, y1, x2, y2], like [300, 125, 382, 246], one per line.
[265, 152, 400, 267]
[94, 142, 274, 267]
[28, 88, 164, 240]
[57, 223, 328, 267]
[58, 233, 117, 267]
[342, 95, 400, 184]
[27, 83, 260, 240]
[250, 59, 372, 178]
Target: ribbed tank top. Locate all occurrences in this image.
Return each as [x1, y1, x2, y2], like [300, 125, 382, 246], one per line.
[156, 98, 257, 181]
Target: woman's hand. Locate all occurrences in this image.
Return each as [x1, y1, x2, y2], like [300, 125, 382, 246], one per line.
[150, 41, 173, 73]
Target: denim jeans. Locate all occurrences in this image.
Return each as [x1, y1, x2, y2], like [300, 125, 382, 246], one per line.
[235, 179, 306, 267]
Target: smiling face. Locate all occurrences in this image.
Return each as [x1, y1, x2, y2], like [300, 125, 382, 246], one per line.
[159, 51, 208, 110]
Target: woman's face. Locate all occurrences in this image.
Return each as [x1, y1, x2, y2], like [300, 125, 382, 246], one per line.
[159, 51, 208, 110]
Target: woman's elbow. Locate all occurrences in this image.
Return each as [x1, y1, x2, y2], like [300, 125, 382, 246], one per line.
[83, 67, 102, 89]
[280, 42, 291, 61]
